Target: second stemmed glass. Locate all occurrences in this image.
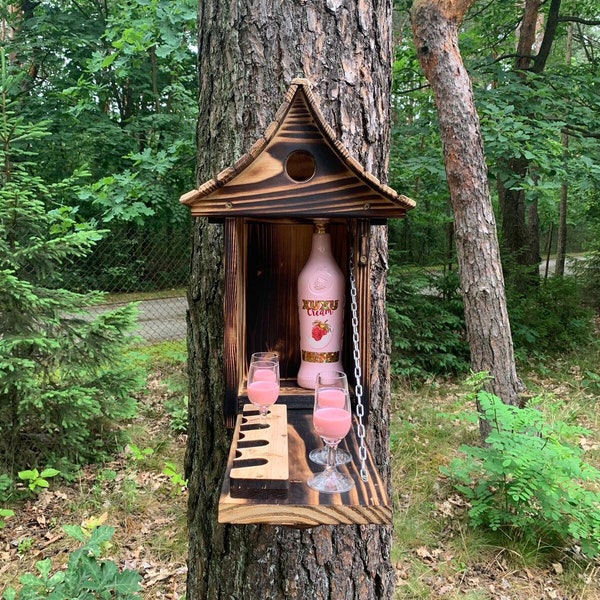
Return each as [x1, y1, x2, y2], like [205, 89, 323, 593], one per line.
[307, 371, 355, 494]
[308, 371, 352, 466]
[247, 359, 280, 418]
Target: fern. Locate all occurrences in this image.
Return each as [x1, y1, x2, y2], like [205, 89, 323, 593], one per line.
[442, 391, 600, 559]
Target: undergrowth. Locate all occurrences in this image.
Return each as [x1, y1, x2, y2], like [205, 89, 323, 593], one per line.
[390, 336, 600, 599]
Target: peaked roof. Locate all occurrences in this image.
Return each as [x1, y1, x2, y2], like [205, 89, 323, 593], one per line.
[180, 78, 415, 219]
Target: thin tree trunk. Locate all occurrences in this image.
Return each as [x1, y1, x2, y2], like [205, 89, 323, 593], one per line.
[410, 0, 522, 432]
[527, 194, 541, 272]
[185, 1, 397, 598]
[555, 21, 573, 277]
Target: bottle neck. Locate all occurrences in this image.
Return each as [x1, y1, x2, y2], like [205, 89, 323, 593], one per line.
[309, 230, 333, 258]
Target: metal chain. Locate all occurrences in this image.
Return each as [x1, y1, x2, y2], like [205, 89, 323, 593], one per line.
[349, 247, 369, 482]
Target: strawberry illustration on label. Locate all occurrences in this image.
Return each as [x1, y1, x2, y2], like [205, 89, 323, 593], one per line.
[311, 320, 331, 341]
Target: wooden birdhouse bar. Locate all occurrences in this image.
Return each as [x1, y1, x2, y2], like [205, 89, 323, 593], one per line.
[180, 78, 414, 527]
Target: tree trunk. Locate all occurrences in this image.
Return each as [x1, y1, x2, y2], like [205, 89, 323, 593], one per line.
[185, 1, 396, 598]
[555, 21, 573, 277]
[410, 0, 522, 426]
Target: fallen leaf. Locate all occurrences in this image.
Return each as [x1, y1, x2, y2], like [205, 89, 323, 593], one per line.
[552, 562, 563, 575]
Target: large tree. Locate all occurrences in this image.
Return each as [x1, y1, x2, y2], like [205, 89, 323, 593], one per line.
[410, 0, 522, 415]
[185, 1, 398, 599]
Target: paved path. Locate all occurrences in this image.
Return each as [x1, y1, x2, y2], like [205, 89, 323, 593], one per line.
[87, 296, 188, 342]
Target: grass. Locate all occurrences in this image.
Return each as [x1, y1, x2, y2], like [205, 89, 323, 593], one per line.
[2, 336, 599, 599]
[390, 337, 600, 599]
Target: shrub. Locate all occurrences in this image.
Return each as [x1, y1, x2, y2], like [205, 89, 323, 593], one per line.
[2, 525, 141, 599]
[0, 50, 144, 473]
[387, 265, 470, 380]
[508, 276, 594, 359]
[573, 249, 600, 311]
[442, 391, 600, 559]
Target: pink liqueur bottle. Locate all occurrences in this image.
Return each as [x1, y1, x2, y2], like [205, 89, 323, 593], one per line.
[297, 219, 345, 389]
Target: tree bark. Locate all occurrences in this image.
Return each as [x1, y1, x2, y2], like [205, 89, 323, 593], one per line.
[410, 0, 522, 423]
[555, 21, 573, 277]
[185, 1, 396, 598]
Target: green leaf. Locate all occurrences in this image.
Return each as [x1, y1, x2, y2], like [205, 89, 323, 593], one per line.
[40, 468, 60, 479]
[18, 469, 38, 481]
[62, 524, 87, 543]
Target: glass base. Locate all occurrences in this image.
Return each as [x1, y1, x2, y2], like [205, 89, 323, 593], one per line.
[307, 469, 355, 494]
[309, 447, 351, 466]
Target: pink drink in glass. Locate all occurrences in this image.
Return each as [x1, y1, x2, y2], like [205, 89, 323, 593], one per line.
[247, 381, 279, 407]
[313, 407, 351, 440]
[317, 388, 346, 408]
[253, 368, 277, 382]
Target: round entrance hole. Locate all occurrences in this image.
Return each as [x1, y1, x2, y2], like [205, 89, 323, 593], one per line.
[284, 150, 316, 183]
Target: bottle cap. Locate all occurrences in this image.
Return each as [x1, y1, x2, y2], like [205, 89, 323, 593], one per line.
[313, 218, 329, 234]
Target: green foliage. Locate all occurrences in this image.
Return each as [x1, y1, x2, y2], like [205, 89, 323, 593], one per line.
[574, 250, 600, 311]
[508, 277, 594, 359]
[1, 0, 195, 295]
[164, 395, 188, 434]
[0, 508, 14, 529]
[0, 472, 14, 528]
[0, 49, 144, 473]
[17, 468, 60, 494]
[162, 461, 187, 495]
[2, 525, 141, 600]
[126, 444, 155, 461]
[442, 391, 600, 559]
[390, 3, 600, 277]
[387, 262, 470, 380]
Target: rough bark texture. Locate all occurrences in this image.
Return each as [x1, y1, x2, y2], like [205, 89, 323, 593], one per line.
[184, 2, 396, 599]
[410, 0, 522, 418]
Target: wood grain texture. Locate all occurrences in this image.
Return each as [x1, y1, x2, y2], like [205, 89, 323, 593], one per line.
[223, 219, 372, 423]
[229, 405, 289, 492]
[181, 82, 414, 220]
[219, 408, 391, 526]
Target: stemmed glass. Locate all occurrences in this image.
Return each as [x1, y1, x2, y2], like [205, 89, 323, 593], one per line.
[309, 372, 352, 466]
[307, 371, 355, 493]
[247, 359, 280, 419]
[251, 351, 279, 366]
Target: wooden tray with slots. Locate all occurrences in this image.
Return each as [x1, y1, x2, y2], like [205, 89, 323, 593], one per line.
[218, 405, 391, 527]
[229, 404, 289, 496]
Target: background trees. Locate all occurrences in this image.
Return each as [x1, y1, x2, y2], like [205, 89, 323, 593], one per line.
[0, 48, 142, 474]
[391, 0, 600, 283]
[388, 0, 599, 386]
[2, 0, 197, 293]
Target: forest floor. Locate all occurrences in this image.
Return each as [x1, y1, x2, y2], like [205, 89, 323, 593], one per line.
[1, 342, 599, 599]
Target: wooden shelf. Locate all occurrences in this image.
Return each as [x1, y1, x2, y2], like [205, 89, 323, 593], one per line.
[218, 405, 391, 527]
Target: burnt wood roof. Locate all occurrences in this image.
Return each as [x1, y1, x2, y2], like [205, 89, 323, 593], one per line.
[180, 78, 415, 219]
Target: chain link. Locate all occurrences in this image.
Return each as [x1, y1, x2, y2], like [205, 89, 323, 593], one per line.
[349, 247, 369, 482]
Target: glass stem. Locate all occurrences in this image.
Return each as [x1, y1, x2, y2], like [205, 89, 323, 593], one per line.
[325, 442, 338, 472]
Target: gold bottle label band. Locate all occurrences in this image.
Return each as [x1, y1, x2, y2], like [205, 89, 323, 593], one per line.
[301, 350, 340, 363]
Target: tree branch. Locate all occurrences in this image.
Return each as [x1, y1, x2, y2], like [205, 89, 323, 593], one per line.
[563, 125, 600, 140]
[532, 0, 561, 73]
[558, 16, 600, 26]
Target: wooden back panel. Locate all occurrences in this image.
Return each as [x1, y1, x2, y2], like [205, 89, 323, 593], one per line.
[224, 218, 371, 426]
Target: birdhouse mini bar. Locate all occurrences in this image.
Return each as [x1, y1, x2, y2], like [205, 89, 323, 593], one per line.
[180, 79, 414, 527]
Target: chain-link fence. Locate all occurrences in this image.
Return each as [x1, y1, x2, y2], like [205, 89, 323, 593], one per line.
[65, 221, 191, 349]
